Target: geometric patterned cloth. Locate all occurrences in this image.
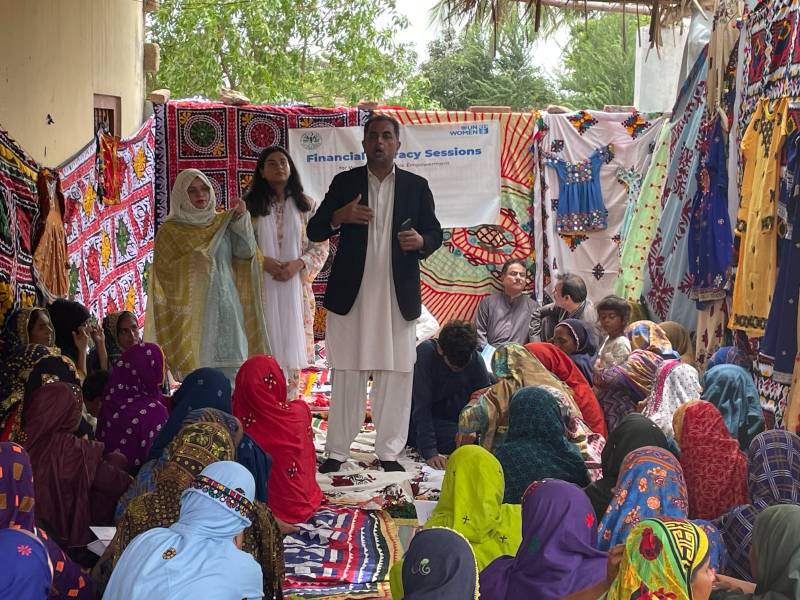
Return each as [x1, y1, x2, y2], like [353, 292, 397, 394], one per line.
[60, 118, 156, 324]
[282, 505, 399, 599]
[154, 101, 366, 340]
[381, 109, 537, 323]
[0, 128, 40, 332]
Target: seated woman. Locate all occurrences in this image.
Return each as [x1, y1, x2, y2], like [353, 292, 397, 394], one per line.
[593, 349, 663, 433]
[701, 365, 764, 450]
[114, 406, 245, 522]
[233, 355, 321, 526]
[706, 346, 754, 372]
[104, 462, 265, 600]
[640, 359, 702, 437]
[567, 518, 714, 600]
[713, 504, 800, 598]
[480, 480, 607, 600]
[95, 342, 170, 472]
[551, 318, 598, 385]
[88, 310, 140, 373]
[147, 366, 272, 504]
[424, 445, 521, 569]
[21, 383, 132, 556]
[98, 422, 284, 599]
[145, 168, 268, 381]
[660, 320, 696, 367]
[457, 343, 577, 451]
[596, 446, 725, 572]
[583, 413, 673, 520]
[398, 528, 478, 600]
[1, 442, 95, 599]
[525, 342, 607, 437]
[494, 387, 589, 503]
[625, 320, 680, 359]
[47, 298, 105, 379]
[672, 401, 749, 520]
[0, 527, 53, 599]
[714, 430, 800, 581]
[0, 307, 72, 439]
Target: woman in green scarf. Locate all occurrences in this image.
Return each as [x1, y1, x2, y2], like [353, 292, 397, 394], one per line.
[389, 445, 522, 598]
[712, 504, 800, 599]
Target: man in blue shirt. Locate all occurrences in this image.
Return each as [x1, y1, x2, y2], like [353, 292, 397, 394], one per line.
[408, 320, 493, 469]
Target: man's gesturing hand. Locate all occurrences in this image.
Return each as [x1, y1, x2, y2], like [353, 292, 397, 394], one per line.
[332, 194, 374, 227]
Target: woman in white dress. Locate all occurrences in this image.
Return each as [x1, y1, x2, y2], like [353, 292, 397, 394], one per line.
[245, 146, 329, 400]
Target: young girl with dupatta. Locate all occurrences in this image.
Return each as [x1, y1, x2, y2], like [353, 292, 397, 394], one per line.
[245, 147, 329, 401]
[399, 528, 479, 600]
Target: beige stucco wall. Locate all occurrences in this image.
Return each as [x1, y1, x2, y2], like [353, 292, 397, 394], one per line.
[0, 0, 145, 166]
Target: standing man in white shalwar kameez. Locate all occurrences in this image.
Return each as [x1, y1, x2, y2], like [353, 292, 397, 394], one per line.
[307, 115, 443, 473]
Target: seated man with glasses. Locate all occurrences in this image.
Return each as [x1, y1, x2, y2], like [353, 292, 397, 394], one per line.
[474, 258, 539, 351]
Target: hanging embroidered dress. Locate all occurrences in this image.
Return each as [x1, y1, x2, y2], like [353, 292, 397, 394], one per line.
[729, 97, 789, 336]
[545, 145, 614, 234]
[757, 123, 800, 426]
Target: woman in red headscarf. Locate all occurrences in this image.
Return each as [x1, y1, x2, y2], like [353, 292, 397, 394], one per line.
[525, 342, 607, 437]
[232, 355, 322, 525]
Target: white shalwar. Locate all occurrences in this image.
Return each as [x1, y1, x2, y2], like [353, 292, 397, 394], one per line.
[326, 168, 416, 462]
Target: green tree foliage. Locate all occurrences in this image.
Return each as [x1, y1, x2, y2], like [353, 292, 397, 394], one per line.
[148, 0, 432, 106]
[420, 17, 559, 111]
[558, 13, 643, 109]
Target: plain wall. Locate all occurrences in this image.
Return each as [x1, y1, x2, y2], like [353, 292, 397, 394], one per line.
[0, 0, 145, 165]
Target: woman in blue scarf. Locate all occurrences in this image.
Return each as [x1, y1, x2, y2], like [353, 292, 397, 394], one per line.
[105, 461, 265, 600]
[701, 365, 764, 450]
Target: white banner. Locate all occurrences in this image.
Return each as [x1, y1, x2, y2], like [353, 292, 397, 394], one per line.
[287, 122, 501, 228]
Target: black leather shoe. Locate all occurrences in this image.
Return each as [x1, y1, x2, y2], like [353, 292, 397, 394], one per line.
[319, 458, 343, 473]
[380, 460, 405, 472]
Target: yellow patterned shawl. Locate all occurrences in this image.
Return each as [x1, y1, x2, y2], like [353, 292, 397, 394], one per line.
[145, 211, 268, 378]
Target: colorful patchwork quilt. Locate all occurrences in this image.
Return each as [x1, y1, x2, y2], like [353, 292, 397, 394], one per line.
[0, 128, 40, 332]
[283, 505, 399, 599]
[60, 118, 156, 323]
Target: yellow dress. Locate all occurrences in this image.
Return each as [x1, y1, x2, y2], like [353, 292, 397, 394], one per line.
[730, 98, 789, 336]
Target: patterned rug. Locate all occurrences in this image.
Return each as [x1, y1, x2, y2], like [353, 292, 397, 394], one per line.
[60, 118, 156, 323]
[0, 128, 40, 332]
[380, 109, 537, 323]
[283, 505, 399, 599]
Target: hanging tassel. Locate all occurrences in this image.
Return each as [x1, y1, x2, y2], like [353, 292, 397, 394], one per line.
[534, 0, 542, 33]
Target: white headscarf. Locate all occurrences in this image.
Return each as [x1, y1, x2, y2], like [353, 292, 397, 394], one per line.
[166, 169, 219, 226]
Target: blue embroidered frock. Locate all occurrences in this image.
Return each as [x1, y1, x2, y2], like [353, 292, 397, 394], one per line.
[546, 145, 614, 234]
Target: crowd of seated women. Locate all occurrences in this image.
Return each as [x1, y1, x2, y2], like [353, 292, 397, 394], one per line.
[1, 294, 799, 600]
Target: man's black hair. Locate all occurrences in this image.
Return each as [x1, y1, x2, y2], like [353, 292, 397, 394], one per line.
[500, 258, 527, 277]
[557, 273, 587, 303]
[363, 114, 400, 138]
[438, 320, 478, 369]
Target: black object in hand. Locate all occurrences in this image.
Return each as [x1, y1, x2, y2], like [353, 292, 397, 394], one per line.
[400, 218, 413, 231]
